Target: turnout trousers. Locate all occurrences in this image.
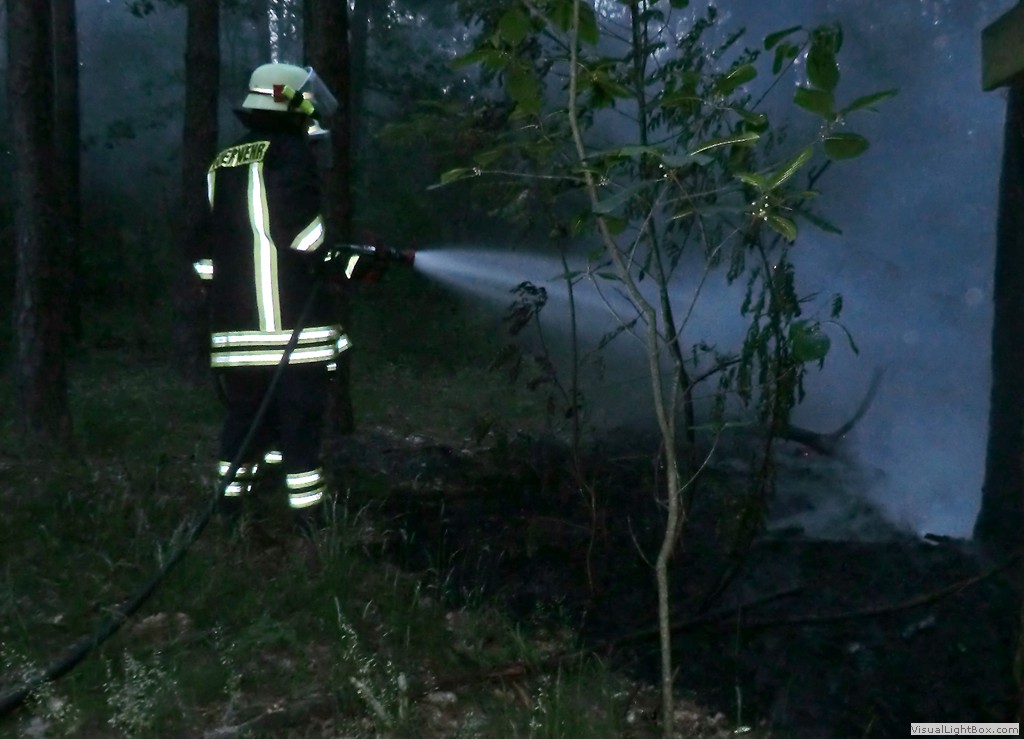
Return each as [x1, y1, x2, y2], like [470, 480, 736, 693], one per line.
[215, 363, 330, 512]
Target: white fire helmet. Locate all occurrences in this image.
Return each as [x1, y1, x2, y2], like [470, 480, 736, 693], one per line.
[241, 63, 338, 136]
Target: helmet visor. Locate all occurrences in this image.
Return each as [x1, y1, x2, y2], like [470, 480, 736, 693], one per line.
[301, 67, 339, 120]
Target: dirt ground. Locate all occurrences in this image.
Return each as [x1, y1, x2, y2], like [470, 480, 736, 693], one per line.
[328, 427, 1021, 738]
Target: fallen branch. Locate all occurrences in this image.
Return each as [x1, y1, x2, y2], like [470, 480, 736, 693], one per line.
[733, 546, 1022, 629]
[781, 366, 885, 456]
[429, 662, 530, 693]
[419, 586, 802, 695]
[608, 586, 804, 649]
[607, 547, 1022, 641]
[418, 547, 1023, 696]
[201, 695, 332, 738]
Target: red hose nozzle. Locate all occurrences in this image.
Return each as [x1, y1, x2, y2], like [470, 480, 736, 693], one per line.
[338, 243, 415, 267]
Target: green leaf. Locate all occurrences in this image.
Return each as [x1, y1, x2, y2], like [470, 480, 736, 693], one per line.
[768, 146, 814, 190]
[441, 167, 473, 183]
[660, 151, 711, 168]
[452, 47, 507, 70]
[737, 172, 769, 190]
[507, 63, 541, 114]
[812, 24, 843, 53]
[672, 204, 697, 220]
[767, 215, 798, 242]
[840, 88, 898, 115]
[593, 182, 645, 214]
[579, 3, 600, 45]
[498, 6, 531, 46]
[605, 145, 660, 159]
[686, 152, 714, 167]
[690, 131, 760, 155]
[659, 91, 701, 114]
[714, 63, 757, 96]
[793, 86, 834, 119]
[773, 42, 799, 74]
[669, 0, 689, 7]
[823, 132, 869, 160]
[549, 0, 573, 31]
[546, 0, 598, 43]
[830, 294, 843, 319]
[672, 202, 746, 221]
[806, 40, 839, 92]
[473, 148, 501, 167]
[640, 7, 665, 24]
[732, 107, 769, 132]
[764, 25, 802, 50]
[790, 321, 831, 363]
[604, 215, 628, 235]
[587, 71, 631, 105]
[430, 167, 477, 189]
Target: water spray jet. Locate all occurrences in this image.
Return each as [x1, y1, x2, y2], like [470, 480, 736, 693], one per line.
[406, 243, 940, 541]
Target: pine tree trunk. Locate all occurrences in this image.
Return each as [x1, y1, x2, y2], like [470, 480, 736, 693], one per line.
[52, 0, 81, 342]
[8, 0, 72, 445]
[350, 0, 370, 153]
[975, 80, 1024, 554]
[173, 0, 220, 383]
[307, 0, 355, 436]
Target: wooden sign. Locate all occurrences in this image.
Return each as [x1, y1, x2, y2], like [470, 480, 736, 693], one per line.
[983, 2, 1024, 90]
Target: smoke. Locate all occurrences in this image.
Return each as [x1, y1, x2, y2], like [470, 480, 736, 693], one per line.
[760, 0, 1003, 538]
[693, 0, 1003, 537]
[417, 2, 1007, 539]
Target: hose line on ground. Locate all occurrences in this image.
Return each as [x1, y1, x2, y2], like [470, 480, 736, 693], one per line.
[0, 280, 324, 718]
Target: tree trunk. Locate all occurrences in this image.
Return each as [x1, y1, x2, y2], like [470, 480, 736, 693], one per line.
[302, 0, 313, 62]
[307, 0, 355, 436]
[173, 0, 220, 383]
[267, 0, 279, 62]
[350, 0, 370, 153]
[974, 79, 1024, 554]
[52, 0, 81, 342]
[256, 0, 271, 63]
[8, 0, 72, 445]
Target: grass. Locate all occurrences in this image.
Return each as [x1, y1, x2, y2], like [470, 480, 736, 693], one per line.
[0, 275, 767, 737]
[0, 330, 645, 737]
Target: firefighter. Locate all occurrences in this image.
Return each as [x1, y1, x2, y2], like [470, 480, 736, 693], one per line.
[192, 62, 348, 532]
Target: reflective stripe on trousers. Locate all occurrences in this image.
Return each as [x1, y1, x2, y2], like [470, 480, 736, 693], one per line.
[217, 460, 326, 509]
[286, 467, 326, 509]
[217, 461, 260, 497]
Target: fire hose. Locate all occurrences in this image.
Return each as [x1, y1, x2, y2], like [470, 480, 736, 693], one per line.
[0, 243, 413, 717]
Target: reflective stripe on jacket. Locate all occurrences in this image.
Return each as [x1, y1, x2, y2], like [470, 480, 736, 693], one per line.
[195, 126, 348, 368]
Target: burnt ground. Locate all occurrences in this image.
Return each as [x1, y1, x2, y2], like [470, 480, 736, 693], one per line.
[327, 427, 1021, 738]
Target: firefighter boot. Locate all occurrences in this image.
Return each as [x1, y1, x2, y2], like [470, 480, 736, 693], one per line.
[215, 494, 245, 531]
[292, 503, 330, 537]
[214, 460, 258, 530]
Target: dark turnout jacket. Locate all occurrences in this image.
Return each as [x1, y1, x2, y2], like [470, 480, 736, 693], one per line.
[193, 122, 348, 369]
